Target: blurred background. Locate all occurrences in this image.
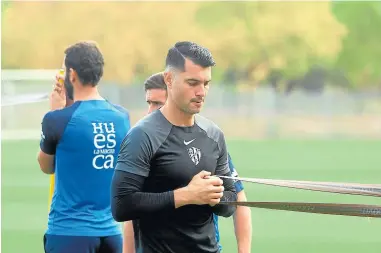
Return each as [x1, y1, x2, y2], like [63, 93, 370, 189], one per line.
[1, 1, 381, 253]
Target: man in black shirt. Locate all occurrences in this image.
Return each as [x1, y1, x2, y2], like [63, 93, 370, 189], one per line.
[111, 41, 237, 253]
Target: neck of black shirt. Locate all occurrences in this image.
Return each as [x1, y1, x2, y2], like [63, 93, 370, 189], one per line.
[160, 104, 195, 127]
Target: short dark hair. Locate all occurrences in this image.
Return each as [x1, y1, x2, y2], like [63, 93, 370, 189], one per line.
[144, 72, 166, 91]
[165, 41, 216, 71]
[64, 41, 104, 87]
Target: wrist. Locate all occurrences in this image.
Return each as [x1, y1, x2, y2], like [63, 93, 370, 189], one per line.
[237, 239, 251, 253]
[238, 246, 250, 253]
[174, 186, 192, 208]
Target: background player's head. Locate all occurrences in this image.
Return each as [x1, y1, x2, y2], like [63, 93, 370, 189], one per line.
[164, 41, 215, 115]
[63, 41, 104, 100]
[144, 72, 167, 114]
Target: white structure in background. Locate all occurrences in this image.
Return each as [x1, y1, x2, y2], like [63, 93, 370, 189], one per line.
[1, 69, 58, 140]
[2, 69, 379, 140]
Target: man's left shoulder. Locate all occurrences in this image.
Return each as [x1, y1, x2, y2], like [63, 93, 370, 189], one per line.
[109, 103, 130, 117]
[195, 114, 224, 140]
[42, 103, 81, 130]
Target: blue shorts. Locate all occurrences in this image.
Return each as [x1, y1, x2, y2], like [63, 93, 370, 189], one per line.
[43, 234, 122, 253]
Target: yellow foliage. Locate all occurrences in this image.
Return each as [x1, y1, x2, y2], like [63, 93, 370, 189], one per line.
[2, 2, 204, 82]
[195, 2, 347, 78]
[257, 2, 347, 57]
[2, 2, 348, 84]
[250, 63, 270, 84]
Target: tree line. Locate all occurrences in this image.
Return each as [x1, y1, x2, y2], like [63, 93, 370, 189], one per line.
[2, 1, 381, 91]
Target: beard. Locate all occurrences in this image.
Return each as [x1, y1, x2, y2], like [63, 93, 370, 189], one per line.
[64, 71, 74, 100]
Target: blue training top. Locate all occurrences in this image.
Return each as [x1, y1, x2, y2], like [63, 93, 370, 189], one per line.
[213, 153, 244, 251]
[40, 100, 131, 237]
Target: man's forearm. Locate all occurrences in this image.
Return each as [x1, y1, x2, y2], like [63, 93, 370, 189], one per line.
[234, 191, 252, 253]
[114, 191, 175, 222]
[114, 187, 193, 222]
[174, 186, 192, 208]
[111, 170, 197, 222]
[212, 174, 237, 217]
[111, 170, 176, 221]
[212, 191, 237, 217]
[37, 150, 55, 174]
[123, 221, 135, 253]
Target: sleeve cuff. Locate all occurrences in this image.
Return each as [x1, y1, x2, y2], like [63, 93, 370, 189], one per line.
[234, 181, 244, 193]
[40, 141, 56, 155]
[115, 162, 149, 177]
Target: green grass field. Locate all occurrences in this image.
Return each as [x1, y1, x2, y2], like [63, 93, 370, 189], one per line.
[2, 139, 381, 253]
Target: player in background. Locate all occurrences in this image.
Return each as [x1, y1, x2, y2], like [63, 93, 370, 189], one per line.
[112, 41, 237, 253]
[121, 72, 252, 253]
[38, 41, 130, 253]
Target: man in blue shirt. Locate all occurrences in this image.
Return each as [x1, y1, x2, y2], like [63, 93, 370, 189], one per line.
[38, 41, 131, 253]
[122, 71, 252, 253]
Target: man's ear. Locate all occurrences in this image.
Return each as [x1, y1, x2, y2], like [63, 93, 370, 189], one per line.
[69, 68, 76, 84]
[164, 71, 173, 90]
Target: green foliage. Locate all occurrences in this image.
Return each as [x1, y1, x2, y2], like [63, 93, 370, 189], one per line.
[1, 1, 11, 14]
[4, 1, 379, 89]
[332, 1, 381, 88]
[1, 2, 203, 82]
[196, 2, 347, 86]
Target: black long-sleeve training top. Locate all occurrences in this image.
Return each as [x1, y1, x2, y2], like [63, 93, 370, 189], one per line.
[111, 109, 237, 253]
